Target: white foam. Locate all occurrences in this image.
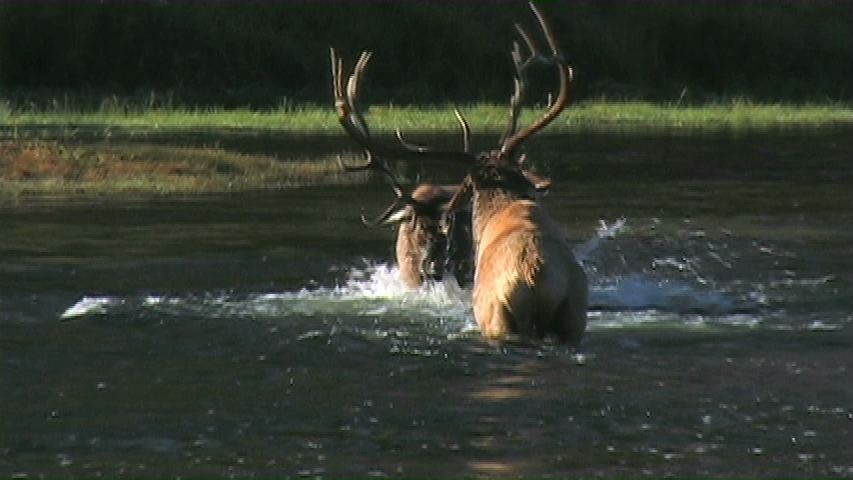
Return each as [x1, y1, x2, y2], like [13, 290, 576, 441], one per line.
[573, 217, 627, 263]
[125, 262, 474, 325]
[57, 237, 768, 334]
[590, 274, 734, 312]
[60, 296, 124, 319]
[54, 215, 845, 334]
[59, 263, 743, 332]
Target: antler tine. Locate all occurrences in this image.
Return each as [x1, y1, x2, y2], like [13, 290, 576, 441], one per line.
[339, 150, 412, 229]
[337, 150, 404, 199]
[513, 23, 540, 67]
[330, 48, 343, 103]
[499, 1, 572, 160]
[349, 51, 372, 98]
[331, 48, 384, 168]
[330, 49, 338, 96]
[345, 51, 373, 140]
[331, 47, 368, 151]
[396, 107, 472, 155]
[453, 108, 472, 153]
[331, 48, 408, 202]
[360, 196, 407, 227]
[395, 129, 429, 153]
[499, 40, 527, 147]
[370, 152, 406, 199]
[498, 18, 548, 150]
[529, 1, 561, 56]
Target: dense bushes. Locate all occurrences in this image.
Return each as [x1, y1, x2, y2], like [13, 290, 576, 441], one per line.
[0, 0, 850, 108]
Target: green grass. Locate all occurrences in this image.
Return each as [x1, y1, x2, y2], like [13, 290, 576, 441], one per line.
[0, 140, 370, 199]
[3, 100, 851, 133]
[2, 100, 851, 198]
[562, 100, 853, 130]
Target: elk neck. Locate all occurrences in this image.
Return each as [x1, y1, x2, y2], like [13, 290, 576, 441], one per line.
[469, 165, 539, 248]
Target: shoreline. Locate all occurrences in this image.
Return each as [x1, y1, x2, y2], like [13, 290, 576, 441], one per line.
[4, 101, 851, 133]
[2, 102, 851, 199]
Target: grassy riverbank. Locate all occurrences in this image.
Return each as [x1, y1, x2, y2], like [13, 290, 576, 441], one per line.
[4, 101, 852, 133]
[2, 101, 851, 198]
[0, 141, 370, 199]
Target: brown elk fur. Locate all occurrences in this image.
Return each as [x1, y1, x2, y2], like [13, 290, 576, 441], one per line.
[393, 184, 454, 288]
[459, 163, 587, 344]
[390, 184, 473, 289]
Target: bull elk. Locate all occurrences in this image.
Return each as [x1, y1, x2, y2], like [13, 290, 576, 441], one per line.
[445, 2, 587, 344]
[330, 50, 474, 289]
[357, 179, 474, 290]
[332, 2, 587, 345]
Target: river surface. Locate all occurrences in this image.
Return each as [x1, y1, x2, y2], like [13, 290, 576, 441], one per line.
[1, 130, 852, 477]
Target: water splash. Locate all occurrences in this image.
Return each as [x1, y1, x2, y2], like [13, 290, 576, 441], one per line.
[60, 265, 753, 332]
[573, 217, 627, 264]
[58, 217, 846, 332]
[60, 262, 473, 325]
[590, 274, 734, 313]
[60, 296, 124, 320]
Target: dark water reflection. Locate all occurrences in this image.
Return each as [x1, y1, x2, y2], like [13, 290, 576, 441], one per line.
[1, 130, 852, 477]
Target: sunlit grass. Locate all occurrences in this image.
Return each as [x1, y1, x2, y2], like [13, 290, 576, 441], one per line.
[2, 99, 851, 198]
[563, 101, 853, 130]
[0, 141, 369, 197]
[3, 100, 851, 133]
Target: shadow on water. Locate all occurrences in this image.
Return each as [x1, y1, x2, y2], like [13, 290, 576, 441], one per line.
[1, 128, 852, 477]
[5, 123, 853, 183]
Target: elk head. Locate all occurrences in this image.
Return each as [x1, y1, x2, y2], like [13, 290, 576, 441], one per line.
[359, 180, 473, 289]
[330, 50, 474, 289]
[440, 2, 571, 229]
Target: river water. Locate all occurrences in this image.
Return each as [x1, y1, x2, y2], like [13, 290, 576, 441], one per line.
[1, 130, 851, 477]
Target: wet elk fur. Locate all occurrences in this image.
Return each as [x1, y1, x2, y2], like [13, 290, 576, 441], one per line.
[453, 161, 587, 344]
[383, 183, 473, 289]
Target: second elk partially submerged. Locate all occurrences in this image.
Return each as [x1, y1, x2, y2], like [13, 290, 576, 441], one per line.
[331, 51, 474, 289]
[332, 2, 587, 345]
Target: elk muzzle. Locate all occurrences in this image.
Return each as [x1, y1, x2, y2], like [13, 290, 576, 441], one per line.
[420, 233, 448, 281]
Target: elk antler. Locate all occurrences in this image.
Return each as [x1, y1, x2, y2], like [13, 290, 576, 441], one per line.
[331, 47, 478, 226]
[395, 107, 472, 154]
[331, 47, 473, 164]
[331, 48, 417, 226]
[499, 2, 573, 161]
